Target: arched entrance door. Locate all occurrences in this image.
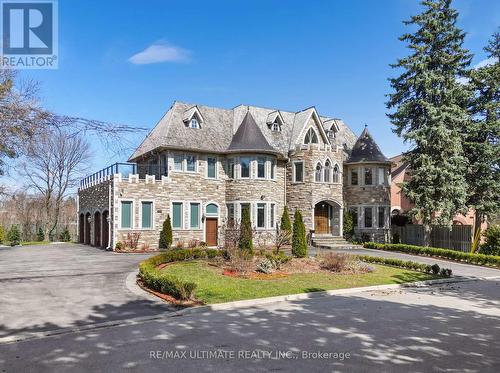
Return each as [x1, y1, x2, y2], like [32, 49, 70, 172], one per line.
[84, 213, 91, 244]
[314, 201, 341, 236]
[79, 214, 84, 243]
[94, 211, 101, 247]
[101, 210, 109, 249]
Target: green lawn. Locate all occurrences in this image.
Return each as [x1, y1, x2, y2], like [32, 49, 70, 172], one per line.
[161, 261, 436, 304]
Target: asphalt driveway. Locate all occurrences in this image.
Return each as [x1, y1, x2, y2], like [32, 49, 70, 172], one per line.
[0, 244, 174, 342]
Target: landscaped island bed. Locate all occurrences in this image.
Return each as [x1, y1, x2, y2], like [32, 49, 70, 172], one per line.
[138, 248, 446, 305]
[159, 260, 436, 304]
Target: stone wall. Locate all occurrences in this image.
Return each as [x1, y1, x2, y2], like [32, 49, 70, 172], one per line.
[78, 180, 111, 246]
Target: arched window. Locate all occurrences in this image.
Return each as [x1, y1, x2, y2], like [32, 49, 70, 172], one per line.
[206, 203, 218, 216]
[324, 160, 331, 183]
[304, 128, 318, 144]
[332, 164, 340, 183]
[315, 162, 322, 182]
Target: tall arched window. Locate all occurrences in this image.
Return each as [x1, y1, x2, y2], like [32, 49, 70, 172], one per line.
[324, 160, 331, 183]
[332, 164, 340, 183]
[304, 128, 319, 144]
[315, 163, 322, 182]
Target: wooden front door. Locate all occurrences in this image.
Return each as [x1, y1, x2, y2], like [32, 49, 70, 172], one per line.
[206, 218, 218, 246]
[315, 203, 330, 234]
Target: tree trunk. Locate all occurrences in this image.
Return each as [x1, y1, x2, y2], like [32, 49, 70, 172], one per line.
[423, 224, 431, 247]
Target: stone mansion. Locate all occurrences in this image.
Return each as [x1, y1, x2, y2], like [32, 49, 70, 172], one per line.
[78, 101, 391, 250]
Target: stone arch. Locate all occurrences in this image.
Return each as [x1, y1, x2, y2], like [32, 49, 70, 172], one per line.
[84, 212, 91, 244]
[94, 211, 101, 247]
[79, 213, 85, 243]
[101, 210, 109, 249]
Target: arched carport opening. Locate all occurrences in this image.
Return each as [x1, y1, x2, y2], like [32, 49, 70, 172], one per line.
[102, 210, 109, 249]
[94, 211, 101, 247]
[84, 212, 91, 244]
[79, 213, 84, 243]
[314, 200, 342, 236]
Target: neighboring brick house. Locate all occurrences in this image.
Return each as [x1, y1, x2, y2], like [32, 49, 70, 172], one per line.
[390, 154, 487, 230]
[77, 101, 391, 250]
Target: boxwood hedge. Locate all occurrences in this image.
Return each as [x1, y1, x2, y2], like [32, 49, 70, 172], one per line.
[356, 255, 452, 277]
[364, 242, 500, 267]
[139, 248, 225, 300]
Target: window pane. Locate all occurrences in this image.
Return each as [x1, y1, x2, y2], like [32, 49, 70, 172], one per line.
[365, 168, 373, 185]
[378, 207, 385, 228]
[270, 159, 275, 179]
[121, 201, 132, 229]
[174, 154, 183, 171]
[364, 207, 373, 228]
[207, 157, 216, 178]
[227, 204, 235, 227]
[350, 207, 358, 228]
[172, 203, 182, 228]
[315, 163, 322, 182]
[206, 203, 218, 215]
[186, 155, 196, 172]
[141, 202, 152, 228]
[190, 203, 200, 228]
[257, 203, 265, 228]
[294, 162, 303, 182]
[257, 157, 265, 178]
[227, 158, 235, 179]
[351, 169, 358, 185]
[161, 154, 168, 176]
[241, 203, 250, 221]
[378, 168, 385, 185]
[270, 204, 275, 228]
[240, 157, 250, 178]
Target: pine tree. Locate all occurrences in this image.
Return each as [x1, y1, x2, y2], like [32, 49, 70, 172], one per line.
[159, 215, 173, 249]
[238, 207, 253, 254]
[292, 210, 307, 258]
[0, 225, 5, 244]
[465, 29, 500, 241]
[280, 206, 292, 232]
[386, 0, 471, 245]
[37, 227, 45, 242]
[59, 227, 71, 242]
[7, 225, 21, 246]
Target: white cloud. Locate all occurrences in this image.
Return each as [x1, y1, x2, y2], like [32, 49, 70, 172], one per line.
[128, 42, 191, 65]
[473, 57, 496, 69]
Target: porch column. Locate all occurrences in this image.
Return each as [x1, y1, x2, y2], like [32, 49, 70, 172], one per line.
[339, 207, 343, 237]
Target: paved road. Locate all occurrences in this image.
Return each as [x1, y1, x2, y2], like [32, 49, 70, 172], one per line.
[0, 244, 175, 342]
[1, 244, 500, 372]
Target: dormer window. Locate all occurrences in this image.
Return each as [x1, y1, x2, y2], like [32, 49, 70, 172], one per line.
[267, 111, 284, 132]
[271, 120, 281, 132]
[189, 118, 200, 129]
[304, 127, 318, 144]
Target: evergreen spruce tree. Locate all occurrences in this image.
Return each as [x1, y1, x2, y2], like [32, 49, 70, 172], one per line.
[0, 225, 5, 244]
[7, 225, 21, 246]
[238, 208, 253, 254]
[159, 215, 173, 249]
[37, 227, 45, 242]
[465, 29, 500, 240]
[280, 206, 292, 232]
[292, 210, 307, 258]
[387, 0, 471, 245]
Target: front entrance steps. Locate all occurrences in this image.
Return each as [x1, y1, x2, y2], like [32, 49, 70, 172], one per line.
[312, 235, 361, 250]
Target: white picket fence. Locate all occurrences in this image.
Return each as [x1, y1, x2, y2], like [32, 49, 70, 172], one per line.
[391, 225, 472, 252]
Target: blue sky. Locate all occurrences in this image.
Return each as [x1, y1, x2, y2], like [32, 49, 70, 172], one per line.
[24, 0, 500, 171]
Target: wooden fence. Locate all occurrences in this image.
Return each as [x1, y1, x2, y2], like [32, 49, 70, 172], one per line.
[391, 225, 472, 252]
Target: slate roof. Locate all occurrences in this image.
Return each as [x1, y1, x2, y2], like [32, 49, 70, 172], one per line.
[346, 126, 391, 164]
[128, 101, 358, 162]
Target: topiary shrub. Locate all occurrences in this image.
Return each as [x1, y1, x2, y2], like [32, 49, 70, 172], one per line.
[292, 209, 307, 258]
[59, 227, 71, 242]
[159, 215, 173, 249]
[7, 225, 21, 246]
[343, 210, 354, 240]
[239, 207, 253, 254]
[36, 227, 45, 242]
[480, 225, 500, 256]
[280, 206, 292, 234]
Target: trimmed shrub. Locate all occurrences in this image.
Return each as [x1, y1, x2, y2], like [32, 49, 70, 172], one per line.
[356, 255, 452, 277]
[343, 210, 354, 240]
[7, 225, 21, 246]
[37, 227, 45, 242]
[363, 242, 500, 268]
[0, 225, 5, 244]
[59, 227, 71, 242]
[159, 215, 173, 249]
[115, 241, 125, 251]
[239, 208, 253, 254]
[138, 248, 225, 300]
[480, 225, 500, 256]
[292, 210, 307, 258]
[280, 206, 292, 233]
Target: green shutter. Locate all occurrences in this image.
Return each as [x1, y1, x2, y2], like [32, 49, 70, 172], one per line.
[190, 203, 200, 228]
[121, 201, 132, 228]
[141, 202, 152, 228]
[172, 203, 182, 228]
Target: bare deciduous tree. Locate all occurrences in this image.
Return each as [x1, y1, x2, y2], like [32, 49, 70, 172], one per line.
[21, 130, 90, 239]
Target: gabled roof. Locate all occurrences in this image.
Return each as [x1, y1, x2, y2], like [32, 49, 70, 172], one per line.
[346, 126, 390, 164]
[322, 118, 340, 132]
[266, 110, 284, 126]
[182, 105, 205, 124]
[289, 107, 330, 148]
[227, 112, 276, 154]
